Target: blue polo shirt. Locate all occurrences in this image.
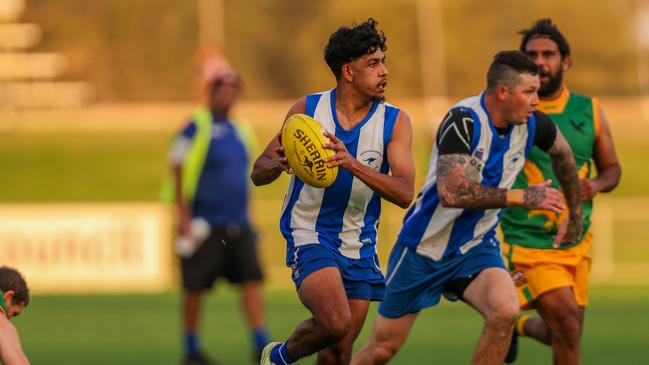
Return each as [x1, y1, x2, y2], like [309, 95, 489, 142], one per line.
[180, 115, 249, 228]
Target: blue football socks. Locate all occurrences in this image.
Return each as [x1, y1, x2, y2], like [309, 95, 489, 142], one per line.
[270, 342, 294, 365]
[253, 327, 270, 354]
[184, 331, 200, 355]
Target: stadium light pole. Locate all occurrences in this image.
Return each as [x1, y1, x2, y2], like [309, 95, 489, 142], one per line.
[197, 0, 226, 50]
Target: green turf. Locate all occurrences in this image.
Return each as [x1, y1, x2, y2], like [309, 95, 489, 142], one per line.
[0, 119, 643, 202]
[14, 285, 649, 364]
[0, 130, 171, 202]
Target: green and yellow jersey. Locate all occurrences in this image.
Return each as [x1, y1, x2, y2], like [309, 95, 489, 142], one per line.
[501, 88, 600, 249]
[0, 289, 6, 315]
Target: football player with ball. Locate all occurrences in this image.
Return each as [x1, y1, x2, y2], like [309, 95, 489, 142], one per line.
[251, 18, 415, 365]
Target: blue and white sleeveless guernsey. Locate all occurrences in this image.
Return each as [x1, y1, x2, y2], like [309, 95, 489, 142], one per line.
[280, 89, 400, 262]
[397, 92, 536, 261]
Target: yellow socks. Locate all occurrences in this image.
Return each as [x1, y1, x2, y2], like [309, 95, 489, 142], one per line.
[516, 315, 531, 337]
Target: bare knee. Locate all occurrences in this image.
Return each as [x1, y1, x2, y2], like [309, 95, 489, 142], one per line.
[373, 341, 401, 364]
[356, 337, 401, 365]
[486, 299, 519, 331]
[317, 308, 352, 344]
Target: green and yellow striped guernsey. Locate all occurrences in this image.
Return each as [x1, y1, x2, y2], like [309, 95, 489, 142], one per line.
[501, 88, 600, 249]
[0, 289, 6, 315]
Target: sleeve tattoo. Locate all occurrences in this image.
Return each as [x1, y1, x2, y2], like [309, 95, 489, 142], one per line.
[437, 154, 507, 209]
[522, 186, 547, 207]
[547, 131, 582, 219]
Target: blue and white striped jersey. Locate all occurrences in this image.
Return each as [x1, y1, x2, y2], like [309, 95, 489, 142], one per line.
[397, 92, 538, 261]
[280, 89, 400, 261]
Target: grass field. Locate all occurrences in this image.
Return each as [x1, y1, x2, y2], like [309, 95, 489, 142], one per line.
[15, 285, 649, 365]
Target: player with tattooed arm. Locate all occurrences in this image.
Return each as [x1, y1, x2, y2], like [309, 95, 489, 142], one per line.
[352, 51, 582, 365]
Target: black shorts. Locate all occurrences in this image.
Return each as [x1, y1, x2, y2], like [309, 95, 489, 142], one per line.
[181, 225, 264, 290]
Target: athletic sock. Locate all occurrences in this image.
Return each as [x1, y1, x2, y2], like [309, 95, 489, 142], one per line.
[184, 331, 200, 355]
[270, 342, 294, 365]
[252, 327, 270, 353]
[516, 315, 531, 337]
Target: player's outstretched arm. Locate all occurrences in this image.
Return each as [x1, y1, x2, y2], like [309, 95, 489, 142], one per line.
[581, 106, 621, 200]
[0, 316, 30, 365]
[437, 155, 566, 212]
[250, 98, 305, 186]
[323, 110, 415, 208]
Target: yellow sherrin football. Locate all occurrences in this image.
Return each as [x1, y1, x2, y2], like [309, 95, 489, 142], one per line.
[281, 114, 338, 188]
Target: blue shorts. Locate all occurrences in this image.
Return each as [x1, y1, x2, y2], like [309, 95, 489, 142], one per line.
[289, 244, 385, 301]
[378, 240, 507, 318]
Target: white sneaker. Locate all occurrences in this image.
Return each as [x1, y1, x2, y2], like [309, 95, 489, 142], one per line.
[259, 342, 282, 365]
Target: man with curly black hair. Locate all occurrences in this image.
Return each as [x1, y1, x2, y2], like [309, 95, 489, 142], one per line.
[0, 266, 31, 365]
[252, 18, 415, 365]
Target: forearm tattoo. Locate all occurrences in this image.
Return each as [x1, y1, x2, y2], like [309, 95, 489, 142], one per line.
[437, 154, 507, 209]
[436, 153, 460, 178]
[548, 132, 581, 217]
[523, 186, 547, 208]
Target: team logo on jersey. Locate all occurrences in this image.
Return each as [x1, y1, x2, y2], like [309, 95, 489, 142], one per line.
[569, 118, 586, 133]
[506, 152, 525, 171]
[360, 149, 382, 171]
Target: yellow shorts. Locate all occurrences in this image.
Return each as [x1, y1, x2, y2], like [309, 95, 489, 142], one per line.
[501, 231, 592, 310]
